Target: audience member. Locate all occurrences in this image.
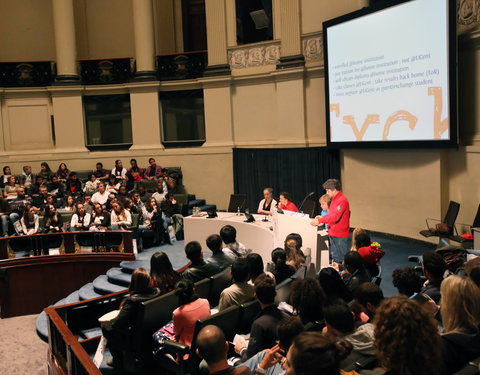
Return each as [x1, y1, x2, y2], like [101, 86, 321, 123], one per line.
[20, 205, 39, 235]
[131, 191, 144, 211]
[150, 251, 181, 295]
[116, 185, 129, 203]
[139, 197, 160, 246]
[182, 241, 221, 283]
[125, 171, 136, 192]
[4, 175, 18, 198]
[257, 187, 277, 216]
[62, 195, 76, 212]
[197, 325, 252, 375]
[218, 257, 254, 311]
[111, 159, 127, 181]
[144, 157, 162, 180]
[350, 228, 366, 251]
[205, 234, 234, 270]
[32, 185, 49, 210]
[31, 175, 44, 196]
[56, 162, 69, 182]
[420, 250, 447, 303]
[235, 274, 285, 361]
[19, 165, 35, 192]
[128, 159, 144, 181]
[47, 175, 65, 199]
[106, 174, 120, 193]
[91, 182, 110, 206]
[93, 162, 109, 181]
[0, 197, 11, 236]
[465, 257, 480, 287]
[220, 225, 247, 257]
[104, 268, 160, 370]
[44, 204, 63, 232]
[270, 248, 295, 284]
[110, 200, 132, 229]
[160, 193, 182, 235]
[241, 316, 304, 375]
[354, 282, 384, 323]
[65, 172, 82, 196]
[392, 266, 422, 296]
[284, 233, 306, 270]
[278, 192, 298, 212]
[90, 203, 110, 230]
[342, 251, 371, 294]
[9, 187, 31, 224]
[322, 301, 375, 360]
[152, 178, 168, 205]
[0, 166, 12, 188]
[317, 267, 353, 304]
[83, 173, 99, 195]
[70, 203, 91, 231]
[354, 233, 384, 277]
[246, 253, 265, 284]
[38, 162, 53, 181]
[373, 295, 442, 374]
[289, 278, 325, 325]
[137, 184, 151, 203]
[83, 194, 93, 214]
[258, 332, 358, 375]
[440, 275, 480, 374]
[173, 279, 210, 350]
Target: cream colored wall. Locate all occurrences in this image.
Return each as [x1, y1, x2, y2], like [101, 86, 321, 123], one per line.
[0, 0, 55, 61]
[75, 0, 135, 59]
[154, 0, 177, 54]
[300, 0, 366, 34]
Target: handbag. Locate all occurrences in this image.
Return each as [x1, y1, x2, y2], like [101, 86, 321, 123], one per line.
[429, 222, 450, 235]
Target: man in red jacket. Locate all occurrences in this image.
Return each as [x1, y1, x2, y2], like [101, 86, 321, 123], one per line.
[311, 179, 350, 263]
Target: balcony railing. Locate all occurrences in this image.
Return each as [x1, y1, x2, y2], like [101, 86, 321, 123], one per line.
[78, 58, 133, 85]
[157, 51, 207, 81]
[0, 61, 54, 87]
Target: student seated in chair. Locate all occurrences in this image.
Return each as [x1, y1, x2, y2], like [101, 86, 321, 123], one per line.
[341, 252, 371, 295]
[235, 274, 286, 361]
[197, 325, 252, 375]
[206, 234, 234, 270]
[69, 203, 91, 231]
[420, 251, 447, 304]
[104, 268, 160, 370]
[218, 257, 254, 311]
[354, 282, 384, 323]
[220, 225, 247, 258]
[182, 241, 221, 283]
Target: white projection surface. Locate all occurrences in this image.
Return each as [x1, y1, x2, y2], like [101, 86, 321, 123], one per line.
[326, 0, 451, 143]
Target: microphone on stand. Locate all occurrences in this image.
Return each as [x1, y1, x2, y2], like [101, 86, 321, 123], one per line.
[298, 192, 315, 213]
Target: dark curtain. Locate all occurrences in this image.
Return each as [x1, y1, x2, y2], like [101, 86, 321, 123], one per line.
[233, 147, 340, 215]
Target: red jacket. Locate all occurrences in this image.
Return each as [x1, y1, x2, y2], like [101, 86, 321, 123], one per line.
[316, 191, 350, 238]
[358, 245, 385, 264]
[280, 201, 298, 212]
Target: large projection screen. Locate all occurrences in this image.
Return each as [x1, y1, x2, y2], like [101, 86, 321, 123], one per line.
[323, 0, 457, 148]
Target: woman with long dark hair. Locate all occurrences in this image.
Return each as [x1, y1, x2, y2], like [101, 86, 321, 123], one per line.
[270, 247, 295, 284]
[150, 251, 181, 294]
[20, 205, 39, 235]
[44, 204, 63, 232]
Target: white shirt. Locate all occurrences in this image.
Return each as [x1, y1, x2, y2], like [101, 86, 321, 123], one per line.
[111, 167, 127, 179]
[70, 213, 91, 229]
[91, 190, 110, 205]
[257, 198, 278, 214]
[111, 209, 132, 226]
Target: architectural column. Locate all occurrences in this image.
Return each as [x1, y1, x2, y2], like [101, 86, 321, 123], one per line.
[132, 0, 157, 81]
[204, 0, 231, 76]
[51, 0, 80, 83]
[277, 0, 304, 69]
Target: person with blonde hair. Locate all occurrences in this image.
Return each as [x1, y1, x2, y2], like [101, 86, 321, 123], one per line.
[440, 275, 480, 374]
[350, 228, 366, 251]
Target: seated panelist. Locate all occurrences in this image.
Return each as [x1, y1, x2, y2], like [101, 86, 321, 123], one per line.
[257, 187, 277, 215]
[278, 192, 298, 212]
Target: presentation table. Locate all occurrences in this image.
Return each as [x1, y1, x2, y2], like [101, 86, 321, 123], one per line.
[184, 212, 329, 269]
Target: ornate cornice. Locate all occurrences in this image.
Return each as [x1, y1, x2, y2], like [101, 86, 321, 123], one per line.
[302, 33, 323, 65]
[228, 41, 281, 70]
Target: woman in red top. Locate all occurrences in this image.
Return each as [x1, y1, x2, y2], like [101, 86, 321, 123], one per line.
[278, 192, 298, 212]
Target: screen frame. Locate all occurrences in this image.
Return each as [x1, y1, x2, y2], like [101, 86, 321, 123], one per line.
[323, 0, 458, 149]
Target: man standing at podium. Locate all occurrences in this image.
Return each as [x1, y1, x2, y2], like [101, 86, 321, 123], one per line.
[311, 179, 350, 263]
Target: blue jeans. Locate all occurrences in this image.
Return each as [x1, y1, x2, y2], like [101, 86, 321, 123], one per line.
[329, 236, 349, 263]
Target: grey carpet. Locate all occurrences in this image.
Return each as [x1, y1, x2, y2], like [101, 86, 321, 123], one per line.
[0, 314, 48, 375]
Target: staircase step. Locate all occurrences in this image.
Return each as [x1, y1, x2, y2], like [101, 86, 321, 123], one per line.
[93, 275, 127, 295]
[187, 194, 196, 201]
[187, 204, 217, 216]
[187, 199, 206, 208]
[107, 267, 132, 287]
[120, 259, 150, 274]
[36, 311, 49, 343]
[65, 290, 80, 305]
[78, 282, 103, 301]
